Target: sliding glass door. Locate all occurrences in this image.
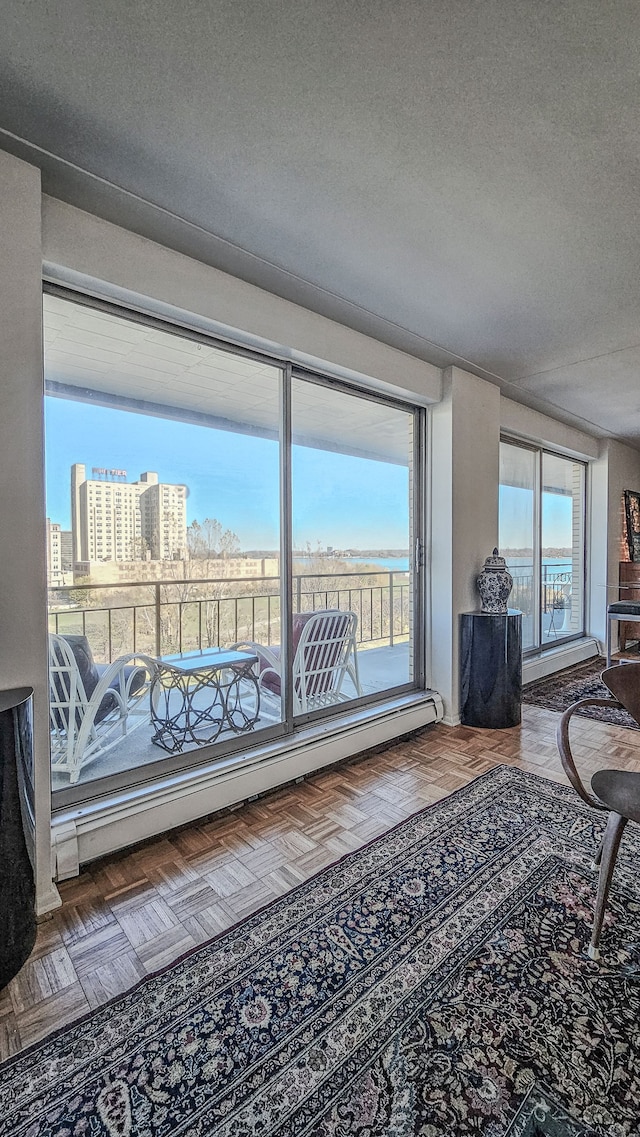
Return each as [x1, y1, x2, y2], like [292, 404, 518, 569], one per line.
[44, 290, 425, 805]
[541, 453, 585, 642]
[499, 438, 585, 653]
[499, 442, 538, 651]
[45, 292, 285, 802]
[291, 376, 417, 717]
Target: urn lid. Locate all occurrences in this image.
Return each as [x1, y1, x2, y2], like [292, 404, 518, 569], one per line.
[482, 547, 508, 570]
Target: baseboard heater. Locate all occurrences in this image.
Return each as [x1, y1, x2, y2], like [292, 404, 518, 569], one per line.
[51, 690, 443, 880]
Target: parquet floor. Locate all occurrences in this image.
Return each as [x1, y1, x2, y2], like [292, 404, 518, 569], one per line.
[2, 701, 640, 1060]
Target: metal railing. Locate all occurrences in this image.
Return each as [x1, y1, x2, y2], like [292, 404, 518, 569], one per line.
[506, 561, 579, 646]
[48, 570, 411, 664]
[508, 562, 573, 614]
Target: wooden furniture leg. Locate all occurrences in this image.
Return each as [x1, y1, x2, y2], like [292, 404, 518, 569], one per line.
[588, 811, 628, 961]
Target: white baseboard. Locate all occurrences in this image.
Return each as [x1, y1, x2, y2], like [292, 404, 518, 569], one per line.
[36, 882, 62, 918]
[441, 712, 461, 726]
[522, 638, 599, 685]
[52, 691, 444, 877]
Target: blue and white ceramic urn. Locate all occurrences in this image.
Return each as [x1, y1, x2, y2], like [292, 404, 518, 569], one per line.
[477, 548, 513, 614]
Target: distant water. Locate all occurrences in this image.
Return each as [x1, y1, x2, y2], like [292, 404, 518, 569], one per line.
[344, 556, 410, 572]
[507, 556, 573, 580]
[323, 555, 571, 578]
[297, 556, 410, 573]
[296, 555, 568, 577]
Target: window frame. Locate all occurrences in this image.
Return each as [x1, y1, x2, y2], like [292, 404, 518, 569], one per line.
[499, 434, 587, 657]
[44, 283, 427, 807]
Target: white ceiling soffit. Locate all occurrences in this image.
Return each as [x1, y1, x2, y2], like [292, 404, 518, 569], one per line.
[4, 2, 640, 448]
[43, 294, 412, 465]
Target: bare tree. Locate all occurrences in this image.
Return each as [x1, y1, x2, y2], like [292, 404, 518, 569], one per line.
[187, 518, 240, 560]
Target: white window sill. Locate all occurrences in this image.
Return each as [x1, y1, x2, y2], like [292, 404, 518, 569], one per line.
[522, 637, 599, 685]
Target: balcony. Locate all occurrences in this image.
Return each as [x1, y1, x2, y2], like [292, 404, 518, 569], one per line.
[508, 562, 578, 647]
[49, 569, 412, 791]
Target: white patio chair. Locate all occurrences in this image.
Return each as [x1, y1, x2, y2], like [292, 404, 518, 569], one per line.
[49, 633, 156, 783]
[543, 581, 573, 638]
[234, 609, 362, 717]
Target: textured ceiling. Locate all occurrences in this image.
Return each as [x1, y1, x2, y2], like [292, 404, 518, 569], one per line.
[2, 1, 640, 445]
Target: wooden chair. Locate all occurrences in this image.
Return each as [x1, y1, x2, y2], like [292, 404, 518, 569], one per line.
[234, 609, 361, 716]
[606, 601, 640, 665]
[556, 661, 640, 960]
[49, 633, 156, 783]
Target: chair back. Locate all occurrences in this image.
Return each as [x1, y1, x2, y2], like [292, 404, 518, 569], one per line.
[48, 634, 94, 766]
[601, 662, 640, 726]
[293, 610, 359, 710]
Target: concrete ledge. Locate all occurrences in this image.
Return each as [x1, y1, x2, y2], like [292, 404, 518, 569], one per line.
[51, 690, 444, 877]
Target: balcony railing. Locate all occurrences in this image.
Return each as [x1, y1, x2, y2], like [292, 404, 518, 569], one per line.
[506, 561, 579, 645]
[508, 562, 573, 613]
[48, 570, 411, 664]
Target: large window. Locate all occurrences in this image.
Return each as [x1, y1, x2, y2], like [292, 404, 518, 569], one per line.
[499, 439, 585, 653]
[291, 376, 416, 711]
[44, 291, 424, 804]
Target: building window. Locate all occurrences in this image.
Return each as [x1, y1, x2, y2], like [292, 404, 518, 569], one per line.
[499, 438, 586, 653]
[44, 290, 425, 805]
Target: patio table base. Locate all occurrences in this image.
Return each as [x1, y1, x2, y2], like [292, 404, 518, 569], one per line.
[150, 650, 260, 754]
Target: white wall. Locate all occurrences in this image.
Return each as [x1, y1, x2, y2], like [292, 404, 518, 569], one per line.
[42, 197, 441, 407]
[500, 396, 599, 460]
[431, 367, 501, 722]
[0, 153, 57, 914]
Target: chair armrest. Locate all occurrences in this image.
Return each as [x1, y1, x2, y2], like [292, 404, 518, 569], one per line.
[556, 697, 621, 810]
[87, 654, 156, 711]
[232, 641, 280, 672]
[258, 666, 281, 691]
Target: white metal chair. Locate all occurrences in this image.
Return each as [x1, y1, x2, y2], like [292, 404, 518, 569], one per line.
[234, 609, 362, 716]
[49, 633, 156, 783]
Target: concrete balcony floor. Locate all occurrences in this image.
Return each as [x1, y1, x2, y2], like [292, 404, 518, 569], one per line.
[51, 640, 411, 792]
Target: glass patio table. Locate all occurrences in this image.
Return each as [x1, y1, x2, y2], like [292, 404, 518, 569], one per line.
[149, 648, 260, 753]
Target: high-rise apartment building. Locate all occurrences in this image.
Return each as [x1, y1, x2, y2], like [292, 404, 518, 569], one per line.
[46, 518, 63, 584]
[138, 474, 190, 562]
[60, 530, 73, 572]
[71, 465, 187, 564]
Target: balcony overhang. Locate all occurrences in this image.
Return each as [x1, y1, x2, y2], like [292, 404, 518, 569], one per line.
[44, 292, 413, 466]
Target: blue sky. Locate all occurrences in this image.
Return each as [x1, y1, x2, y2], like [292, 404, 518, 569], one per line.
[499, 484, 574, 549]
[44, 397, 411, 549]
[46, 398, 575, 551]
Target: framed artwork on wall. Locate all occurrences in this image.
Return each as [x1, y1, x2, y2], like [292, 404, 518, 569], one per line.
[624, 489, 640, 561]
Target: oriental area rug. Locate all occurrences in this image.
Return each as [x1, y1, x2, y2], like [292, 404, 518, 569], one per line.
[2, 767, 640, 1136]
[522, 656, 639, 730]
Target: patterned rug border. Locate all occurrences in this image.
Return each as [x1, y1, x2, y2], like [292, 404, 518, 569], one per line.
[523, 655, 606, 693]
[0, 764, 576, 1077]
[298, 836, 576, 1125]
[522, 655, 639, 730]
[506, 1082, 597, 1137]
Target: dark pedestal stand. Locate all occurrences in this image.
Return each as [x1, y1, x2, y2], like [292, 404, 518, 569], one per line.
[0, 687, 36, 989]
[460, 610, 522, 728]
